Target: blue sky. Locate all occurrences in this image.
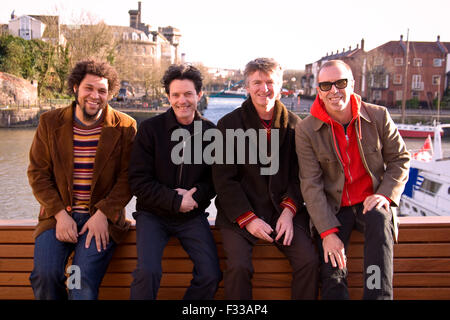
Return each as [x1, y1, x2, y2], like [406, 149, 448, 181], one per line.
[2, 0, 449, 70]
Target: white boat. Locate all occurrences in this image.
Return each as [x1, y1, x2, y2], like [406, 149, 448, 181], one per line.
[399, 124, 450, 216]
[396, 123, 444, 138]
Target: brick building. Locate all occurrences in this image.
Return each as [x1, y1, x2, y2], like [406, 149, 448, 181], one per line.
[366, 35, 450, 107]
[302, 39, 366, 97]
[302, 36, 450, 108]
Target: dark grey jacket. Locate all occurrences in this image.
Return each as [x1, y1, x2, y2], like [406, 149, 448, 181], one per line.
[212, 98, 308, 241]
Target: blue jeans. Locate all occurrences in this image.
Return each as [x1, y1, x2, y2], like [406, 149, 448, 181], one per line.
[130, 211, 222, 300]
[29, 212, 116, 300]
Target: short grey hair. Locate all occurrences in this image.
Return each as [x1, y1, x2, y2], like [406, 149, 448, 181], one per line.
[318, 60, 354, 82]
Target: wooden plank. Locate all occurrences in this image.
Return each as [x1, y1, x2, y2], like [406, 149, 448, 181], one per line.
[347, 258, 450, 272]
[347, 272, 450, 287]
[0, 229, 35, 244]
[346, 243, 450, 258]
[97, 287, 293, 300]
[2, 285, 450, 300]
[0, 287, 34, 300]
[2, 224, 449, 245]
[0, 259, 34, 272]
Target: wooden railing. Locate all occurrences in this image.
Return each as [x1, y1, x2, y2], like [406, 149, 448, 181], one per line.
[1, 216, 450, 300]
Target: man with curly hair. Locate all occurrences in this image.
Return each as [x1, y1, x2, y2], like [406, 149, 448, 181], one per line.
[27, 59, 137, 299]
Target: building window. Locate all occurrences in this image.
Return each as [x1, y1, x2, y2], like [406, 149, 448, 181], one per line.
[411, 91, 420, 99]
[411, 74, 423, 90]
[421, 178, 442, 196]
[413, 58, 422, 67]
[374, 57, 384, 66]
[393, 74, 402, 85]
[396, 90, 403, 101]
[433, 58, 442, 67]
[432, 75, 441, 85]
[394, 58, 403, 66]
[372, 90, 382, 101]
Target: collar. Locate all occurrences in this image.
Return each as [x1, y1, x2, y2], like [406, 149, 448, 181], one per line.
[310, 93, 364, 131]
[164, 107, 206, 132]
[61, 101, 119, 128]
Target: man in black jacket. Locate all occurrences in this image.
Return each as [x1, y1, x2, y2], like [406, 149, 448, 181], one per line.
[212, 58, 319, 299]
[128, 64, 221, 299]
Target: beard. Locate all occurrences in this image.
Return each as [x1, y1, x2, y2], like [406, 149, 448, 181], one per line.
[75, 90, 105, 122]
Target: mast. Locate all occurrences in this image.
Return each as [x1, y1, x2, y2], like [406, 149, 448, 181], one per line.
[401, 29, 410, 124]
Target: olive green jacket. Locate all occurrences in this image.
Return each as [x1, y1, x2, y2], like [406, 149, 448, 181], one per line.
[295, 101, 410, 240]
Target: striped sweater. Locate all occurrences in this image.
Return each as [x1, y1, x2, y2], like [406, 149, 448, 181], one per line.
[72, 119, 103, 214]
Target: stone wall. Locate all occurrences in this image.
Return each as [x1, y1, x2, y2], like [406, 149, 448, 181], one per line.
[0, 72, 38, 105]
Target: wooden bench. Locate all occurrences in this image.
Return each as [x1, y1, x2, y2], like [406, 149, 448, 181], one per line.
[1, 216, 450, 300]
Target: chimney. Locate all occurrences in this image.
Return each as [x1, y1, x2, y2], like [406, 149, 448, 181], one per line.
[349, 46, 351, 51]
[400, 34, 403, 42]
[356, 43, 359, 49]
[138, 2, 142, 25]
[437, 35, 441, 42]
[360, 38, 365, 51]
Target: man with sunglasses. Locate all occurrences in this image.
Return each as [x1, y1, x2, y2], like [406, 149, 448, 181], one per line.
[295, 60, 410, 299]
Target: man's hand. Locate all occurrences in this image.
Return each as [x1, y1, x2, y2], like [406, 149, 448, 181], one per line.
[179, 187, 198, 213]
[55, 209, 78, 243]
[322, 232, 346, 269]
[245, 218, 274, 243]
[363, 194, 390, 214]
[79, 209, 109, 252]
[175, 188, 187, 196]
[275, 208, 294, 246]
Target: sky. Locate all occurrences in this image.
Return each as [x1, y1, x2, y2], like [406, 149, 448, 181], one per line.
[2, 0, 450, 70]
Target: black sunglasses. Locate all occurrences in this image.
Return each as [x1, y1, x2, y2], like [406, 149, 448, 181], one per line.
[318, 79, 348, 91]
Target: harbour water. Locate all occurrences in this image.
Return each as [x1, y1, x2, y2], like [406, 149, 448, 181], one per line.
[0, 97, 449, 220]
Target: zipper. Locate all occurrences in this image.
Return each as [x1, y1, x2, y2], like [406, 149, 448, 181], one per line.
[178, 140, 186, 186]
[344, 130, 353, 206]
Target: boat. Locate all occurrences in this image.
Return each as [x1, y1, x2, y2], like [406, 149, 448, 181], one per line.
[212, 88, 247, 99]
[209, 80, 247, 99]
[396, 123, 444, 138]
[399, 124, 450, 216]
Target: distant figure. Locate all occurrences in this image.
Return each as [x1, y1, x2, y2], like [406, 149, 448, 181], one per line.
[295, 60, 410, 299]
[213, 57, 318, 300]
[297, 93, 301, 107]
[128, 64, 221, 300]
[27, 59, 137, 300]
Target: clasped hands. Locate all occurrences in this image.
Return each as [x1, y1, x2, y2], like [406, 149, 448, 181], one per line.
[245, 208, 294, 246]
[175, 187, 198, 213]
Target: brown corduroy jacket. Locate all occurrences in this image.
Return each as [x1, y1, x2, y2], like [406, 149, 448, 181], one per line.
[27, 102, 137, 243]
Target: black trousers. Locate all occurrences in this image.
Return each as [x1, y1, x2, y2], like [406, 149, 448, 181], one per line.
[130, 211, 222, 300]
[220, 220, 319, 300]
[315, 203, 394, 300]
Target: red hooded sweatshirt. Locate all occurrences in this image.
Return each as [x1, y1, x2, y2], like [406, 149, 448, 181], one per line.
[310, 93, 374, 237]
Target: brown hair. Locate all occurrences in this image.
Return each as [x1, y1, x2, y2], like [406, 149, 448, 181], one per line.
[67, 59, 120, 98]
[244, 57, 283, 86]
